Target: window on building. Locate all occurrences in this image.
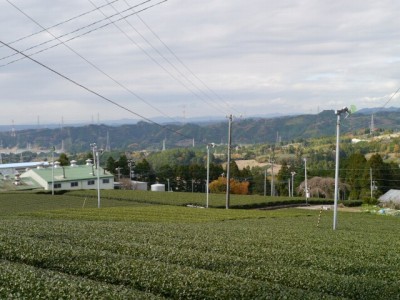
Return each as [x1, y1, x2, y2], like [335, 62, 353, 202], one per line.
[54, 183, 61, 189]
[103, 179, 110, 184]
[88, 180, 95, 185]
[71, 182, 78, 187]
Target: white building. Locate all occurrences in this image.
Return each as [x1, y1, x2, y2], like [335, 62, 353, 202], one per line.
[20, 160, 114, 191]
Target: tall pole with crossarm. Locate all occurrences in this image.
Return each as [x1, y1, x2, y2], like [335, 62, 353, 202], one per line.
[333, 107, 349, 230]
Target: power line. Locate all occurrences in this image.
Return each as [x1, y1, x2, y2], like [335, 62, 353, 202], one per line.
[378, 86, 400, 111]
[0, 0, 122, 50]
[88, 0, 228, 115]
[0, 0, 165, 64]
[7, 0, 180, 124]
[0, 40, 192, 141]
[129, 2, 242, 115]
[3, 0, 240, 117]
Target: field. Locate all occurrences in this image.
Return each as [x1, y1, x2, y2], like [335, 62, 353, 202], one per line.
[0, 191, 399, 299]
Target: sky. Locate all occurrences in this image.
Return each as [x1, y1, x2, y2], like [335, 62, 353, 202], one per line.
[0, 0, 400, 125]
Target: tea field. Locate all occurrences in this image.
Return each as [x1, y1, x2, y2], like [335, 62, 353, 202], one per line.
[0, 192, 399, 299]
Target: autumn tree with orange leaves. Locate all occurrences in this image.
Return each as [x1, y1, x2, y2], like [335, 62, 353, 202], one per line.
[209, 177, 249, 195]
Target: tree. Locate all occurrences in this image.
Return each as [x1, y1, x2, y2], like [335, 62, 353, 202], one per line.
[175, 165, 190, 192]
[248, 170, 270, 195]
[58, 153, 70, 166]
[297, 177, 349, 199]
[343, 153, 367, 200]
[229, 161, 241, 179]
[135, 159, 155, 184]
[106, 157, 116, 174]
[189, 164, 206, 192]
[276, 161, 290, 196]
[209, 177, 249, 195]
[365, 153, 389, 199]
[116, 154, 129, 176]
[209, 163, 224, 181]
[157, 164, 175, 189]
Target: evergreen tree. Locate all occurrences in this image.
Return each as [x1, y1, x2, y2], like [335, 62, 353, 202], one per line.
[135, 159, 155, 184]
[106, 157, 116, 174]
[58, 153, 70, 166]
[116, 154, 129, 176]
[229, 161, 241, 179]
[276, 161, 290, 196]
[343, 153, 367, 200]
[365, 154, 389, 198]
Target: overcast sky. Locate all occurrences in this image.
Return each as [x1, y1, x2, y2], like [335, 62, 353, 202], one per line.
[0, 0, 400, 125]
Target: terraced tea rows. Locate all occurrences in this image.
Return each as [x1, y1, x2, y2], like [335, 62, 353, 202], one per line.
[0, 202, 399, 299]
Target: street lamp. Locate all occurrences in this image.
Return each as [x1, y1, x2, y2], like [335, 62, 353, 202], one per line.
[291, 171, 296, 197]
[333, 106, 350, 230]
[206, 143, 215, 208]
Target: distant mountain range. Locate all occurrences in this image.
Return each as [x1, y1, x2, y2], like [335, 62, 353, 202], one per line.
[356, 106, 400, 115]
[0, 112, 300, 132]
[0, 108, 399, 153]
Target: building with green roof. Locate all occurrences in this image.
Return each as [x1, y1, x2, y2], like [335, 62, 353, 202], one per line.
[20, 161, 114, 191]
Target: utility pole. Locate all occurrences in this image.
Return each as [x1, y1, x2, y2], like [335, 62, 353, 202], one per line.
[128, 159, 135, 180]
[115, 167, 122, 182]
[370, 168, 373, 201]
[90, 143, 101, 208]
[304, 158, 308, 204]
[51, 146, 55, 196]
[96, 150, 100, 208]
[333, 107, 350, 230]
[206, 143, 215, 208]
[91, 143, 97, 169]
[226, 115, 232, 209]
[264, 168, 267, 196]
[291, 171, 296, 197]
[270, 159, 275, 197]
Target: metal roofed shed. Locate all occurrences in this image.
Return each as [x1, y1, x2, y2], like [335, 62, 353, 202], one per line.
[379, 189, 400, 207]
[20, 164, 114, 191]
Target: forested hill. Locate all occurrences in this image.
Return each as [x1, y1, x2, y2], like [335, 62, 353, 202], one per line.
[1, 110, 399, 152]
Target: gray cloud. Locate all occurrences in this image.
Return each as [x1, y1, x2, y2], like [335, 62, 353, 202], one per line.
[0, 0, 399, 125]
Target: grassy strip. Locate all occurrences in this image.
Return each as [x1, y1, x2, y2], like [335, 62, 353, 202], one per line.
[0, 192, 144, 216]
[64, 189, 362, 208]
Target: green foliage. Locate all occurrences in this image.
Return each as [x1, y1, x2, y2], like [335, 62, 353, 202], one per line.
[116, 154, 129, 176]
[106, 156, 116, 174]
[146, 149, 205, 171]
[58, 153, 70, 166]
[134, 159, 155, 184]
